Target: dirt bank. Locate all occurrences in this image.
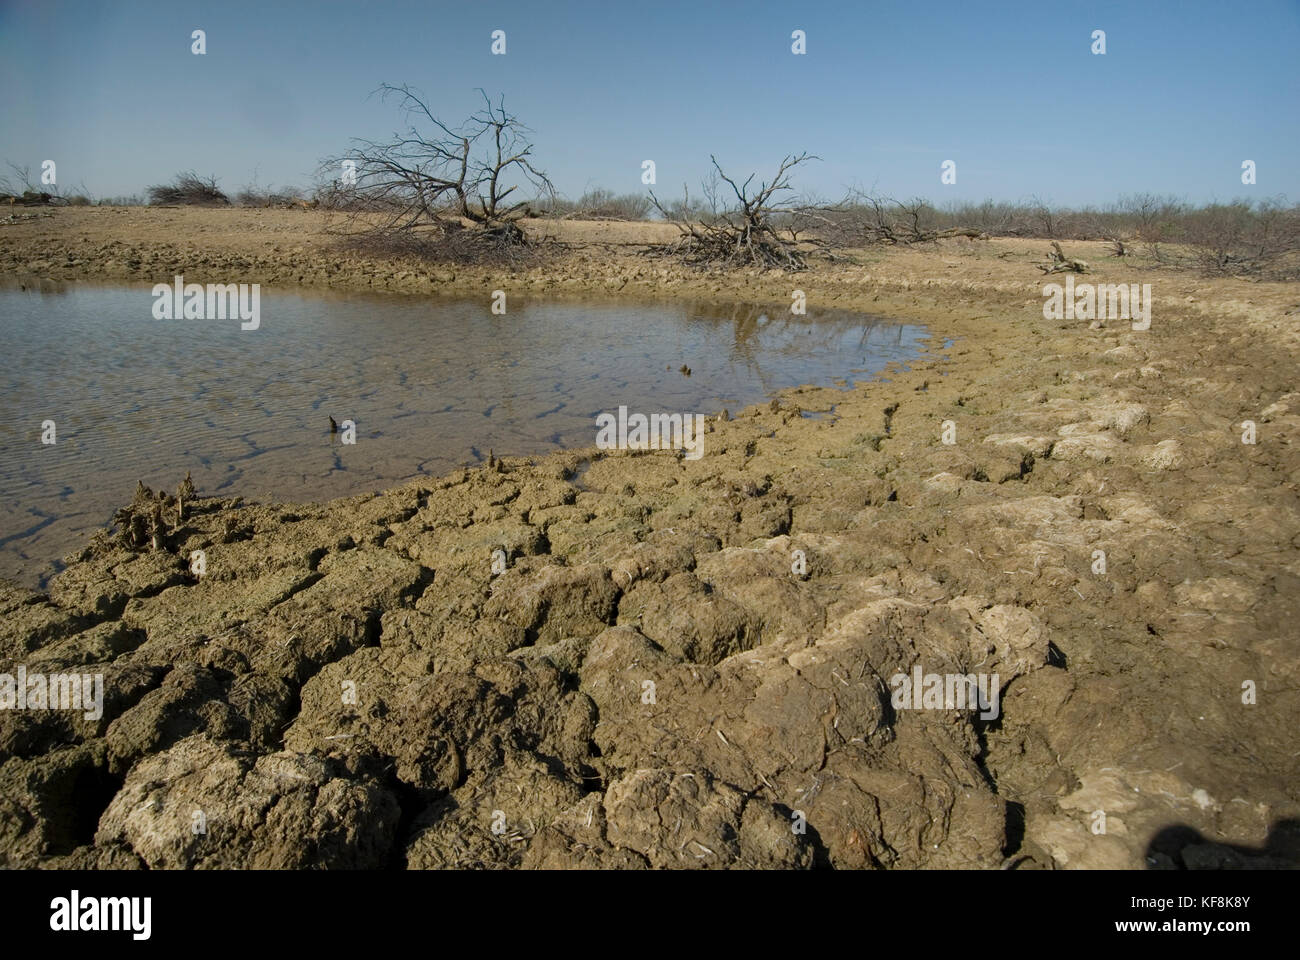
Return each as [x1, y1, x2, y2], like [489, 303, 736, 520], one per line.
[1, 207, 1297, 869]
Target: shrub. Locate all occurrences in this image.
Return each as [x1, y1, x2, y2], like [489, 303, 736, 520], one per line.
[235, 184, 307, 208]
[146, 172, 229, 206]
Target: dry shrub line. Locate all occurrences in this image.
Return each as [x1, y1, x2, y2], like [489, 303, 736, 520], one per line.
[941, 193, 1300, 279]
[801, 191, 988, 248]
[782, 190, 1299, 279]
[542, 189, 652, 221]
[0, 159, 94, 206]
[234, 183, 312, 209]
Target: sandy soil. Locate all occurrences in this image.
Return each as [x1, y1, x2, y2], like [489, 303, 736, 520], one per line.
[0, 207, 1297, 869]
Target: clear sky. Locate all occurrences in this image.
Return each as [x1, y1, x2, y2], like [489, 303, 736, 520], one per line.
[1, 0, 1296, 207]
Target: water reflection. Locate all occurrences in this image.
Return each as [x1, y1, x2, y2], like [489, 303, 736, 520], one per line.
[0, 284, 925, 585]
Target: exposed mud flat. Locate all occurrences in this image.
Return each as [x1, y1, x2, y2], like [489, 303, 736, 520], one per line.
[1, 208, 1298, 869]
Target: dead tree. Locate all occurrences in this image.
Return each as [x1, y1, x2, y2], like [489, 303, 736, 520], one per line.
[803, 189, 986, 247]
[0, 161, 61, 205]
[853, 193, 902, 244]
[1040, 240, 1089, 274]
[1030, 196, 1057, 238]
[650, 153, 823, 270]
[323, 85, 555, 260]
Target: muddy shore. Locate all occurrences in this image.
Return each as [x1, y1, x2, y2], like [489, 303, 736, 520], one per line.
[1, 207, 1297, 869]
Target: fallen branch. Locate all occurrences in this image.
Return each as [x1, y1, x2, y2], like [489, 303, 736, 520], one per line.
[1039, 240, 1089, 274]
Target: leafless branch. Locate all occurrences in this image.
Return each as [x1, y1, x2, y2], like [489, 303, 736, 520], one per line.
[649, 153, 823, 270]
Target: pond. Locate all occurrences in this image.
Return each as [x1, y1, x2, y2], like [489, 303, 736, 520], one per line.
[0, 283, 927, 586]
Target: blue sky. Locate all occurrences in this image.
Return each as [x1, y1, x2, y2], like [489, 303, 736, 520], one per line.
[1, 0, 1296, 206]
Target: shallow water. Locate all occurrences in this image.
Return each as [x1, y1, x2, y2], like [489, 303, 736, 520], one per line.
[0, 283, 926, 586]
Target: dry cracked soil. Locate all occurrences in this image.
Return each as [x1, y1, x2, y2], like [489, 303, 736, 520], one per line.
[1, 208, 1297, 870]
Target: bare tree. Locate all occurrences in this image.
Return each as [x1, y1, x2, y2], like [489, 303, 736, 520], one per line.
[1181, 197, 1300, 276]
[846, 191, 901, 244]
[655, 178, 713, 222]
[803, 188, 986, 247]
[0, 161, 33, 196]
[0, 160, 59, 205]
[1120, 193, 1159, 240]
[650, 153, 822, 269]
[1086, 209, 1132, 257]
[323, 85, 555, 259]
[1029, 195, 1056, 238]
